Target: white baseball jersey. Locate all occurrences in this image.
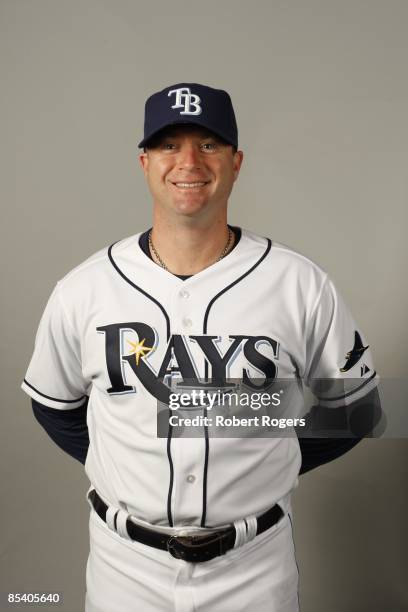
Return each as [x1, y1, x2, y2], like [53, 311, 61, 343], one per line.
[22, 229, 378, 528]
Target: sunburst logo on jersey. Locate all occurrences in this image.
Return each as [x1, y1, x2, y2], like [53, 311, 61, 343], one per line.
[126, 338, 153, 366]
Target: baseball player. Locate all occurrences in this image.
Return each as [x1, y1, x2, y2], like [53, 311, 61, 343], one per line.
[22, 83, 380, 612]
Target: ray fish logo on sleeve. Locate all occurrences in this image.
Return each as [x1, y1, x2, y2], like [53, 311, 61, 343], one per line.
[340, 330, 369, 372]
[168, 87, 202, 115]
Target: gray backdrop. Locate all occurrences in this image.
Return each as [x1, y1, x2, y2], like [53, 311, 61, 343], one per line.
[2, 1, 407, 610]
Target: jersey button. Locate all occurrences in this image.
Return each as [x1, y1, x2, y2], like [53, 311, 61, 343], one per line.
[186, 474, 196, 484]
[179, 289, 190, 299]
[182, 317, 192, 329]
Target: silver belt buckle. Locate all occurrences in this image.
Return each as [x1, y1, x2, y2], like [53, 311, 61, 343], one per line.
[167, 535, 193, 560]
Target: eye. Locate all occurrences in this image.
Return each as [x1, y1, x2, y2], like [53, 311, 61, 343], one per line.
[162, 142, 176, 150]
[201, 142, 217, 151]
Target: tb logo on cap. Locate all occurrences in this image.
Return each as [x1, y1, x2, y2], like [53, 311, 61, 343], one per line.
[168, 87, 202, 116]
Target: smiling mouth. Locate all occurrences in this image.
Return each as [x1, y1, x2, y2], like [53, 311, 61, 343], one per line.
[171, 181, 210, 189]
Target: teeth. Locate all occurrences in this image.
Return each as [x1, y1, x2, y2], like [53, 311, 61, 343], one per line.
[174, 182, 207, 188]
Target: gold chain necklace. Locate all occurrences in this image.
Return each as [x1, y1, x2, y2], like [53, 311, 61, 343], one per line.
[148, 228, 233, 272]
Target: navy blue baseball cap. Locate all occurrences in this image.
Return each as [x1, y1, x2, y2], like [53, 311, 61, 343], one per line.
[138, 82, 238, 149]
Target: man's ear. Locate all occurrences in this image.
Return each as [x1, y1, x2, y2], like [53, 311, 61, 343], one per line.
[139, 151, 148, 174]
[233, 150, 244, 181]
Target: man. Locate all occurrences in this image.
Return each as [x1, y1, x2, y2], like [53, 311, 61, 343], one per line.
[22, 83, 380, 611]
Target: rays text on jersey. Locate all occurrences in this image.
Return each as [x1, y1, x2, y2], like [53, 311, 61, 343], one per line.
[96, 322, 280, 403]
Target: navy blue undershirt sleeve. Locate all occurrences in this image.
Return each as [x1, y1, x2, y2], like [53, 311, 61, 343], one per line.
[298, 385, 382, 473]
[298, 437, 363, 474]
[29, 226, 372, 472]
[31, 394, 365, 471]
[32, 398, 89, 465]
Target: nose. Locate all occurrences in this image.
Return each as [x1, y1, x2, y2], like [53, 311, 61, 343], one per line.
[177, 143, 202, 170]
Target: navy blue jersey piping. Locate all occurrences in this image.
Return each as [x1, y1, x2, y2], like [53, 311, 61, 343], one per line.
[108, 242, 175, 526]
[23, 378, 86, 404]
[200, 238, 272, 527]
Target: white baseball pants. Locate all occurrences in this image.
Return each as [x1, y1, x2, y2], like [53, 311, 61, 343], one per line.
[85, 501, 300, 612]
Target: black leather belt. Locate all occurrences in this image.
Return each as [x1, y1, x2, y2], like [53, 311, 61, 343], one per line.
[89, 489, 284, 563]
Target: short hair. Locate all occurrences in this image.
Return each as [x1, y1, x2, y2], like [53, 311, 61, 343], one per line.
[143, 124, 237, 154]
